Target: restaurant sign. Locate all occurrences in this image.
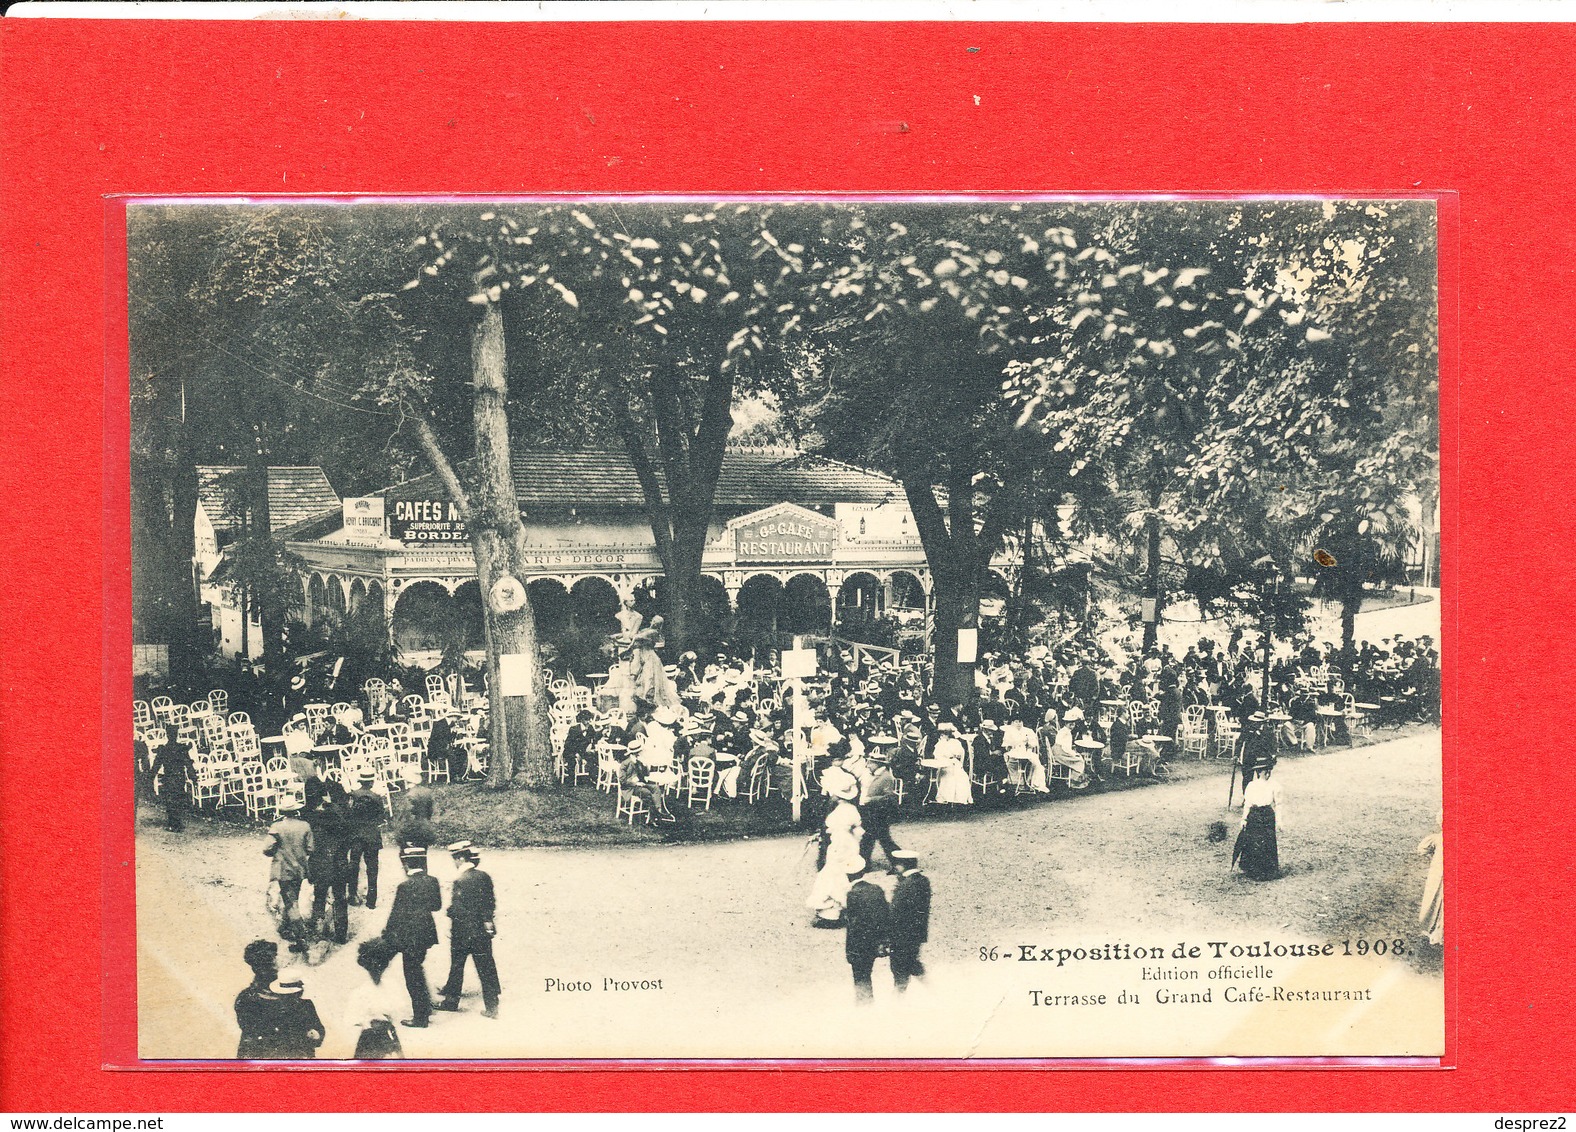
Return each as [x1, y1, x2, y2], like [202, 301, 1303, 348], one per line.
[390, 497, 468, 544]
[734, 506, 839, 564]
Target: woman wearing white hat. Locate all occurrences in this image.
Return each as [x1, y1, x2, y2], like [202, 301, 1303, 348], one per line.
[1048, 707, 1091, 790]
[805, 777, 865, 928]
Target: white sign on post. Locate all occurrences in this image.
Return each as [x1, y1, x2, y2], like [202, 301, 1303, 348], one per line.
[956, 627, 979, 665]
[781, 647, 818, 680]
[498, 652, 532, 697]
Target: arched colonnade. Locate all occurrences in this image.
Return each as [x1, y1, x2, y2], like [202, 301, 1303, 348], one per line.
[301, 566, 937, 657]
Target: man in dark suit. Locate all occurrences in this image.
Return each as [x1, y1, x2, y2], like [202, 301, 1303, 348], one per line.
[843, 859, 890, 1005]
[307, 790, 352, 945]
[345, 771, 386, 909]
[149, 723, 194, 832]
[435, 841, 501, 1018]
[887, 850, 931, 993]
[382, 846, 441, 1029]
[1069, 654, 1100, 709]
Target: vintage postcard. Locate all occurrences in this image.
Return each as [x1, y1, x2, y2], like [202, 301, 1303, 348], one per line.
[124, 196, 1443, 1061]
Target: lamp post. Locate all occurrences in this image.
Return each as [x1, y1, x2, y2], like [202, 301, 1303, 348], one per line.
[1253, 555, 1279, 712]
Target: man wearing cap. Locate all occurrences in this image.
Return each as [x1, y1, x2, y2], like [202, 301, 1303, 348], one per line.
[234, 939, 279, 1059]
[255, 976, 325, 1060]
[435, 843, 501, 1019]
[265, 797, 314, 951]
[346, 771, 386, 910]
[843, 860, 890, 1005]
[858, 739, 905, 867]
[382, 846, 441, 1029]
[888, 851, 931, 993]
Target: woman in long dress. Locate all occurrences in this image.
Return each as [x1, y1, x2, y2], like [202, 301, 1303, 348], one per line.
[343, 938, 405, 1060]
[931, 724, 974, 805]
[1048, 708, 1091, 790]
[1001, 717, 1047, 793]
[806, 780, 865, 926]
[1232, 762, 1284, 880]
[1416, 810, 1444, 945]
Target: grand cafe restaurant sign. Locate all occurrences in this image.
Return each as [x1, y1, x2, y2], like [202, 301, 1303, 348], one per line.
[733, 510, 839, 563]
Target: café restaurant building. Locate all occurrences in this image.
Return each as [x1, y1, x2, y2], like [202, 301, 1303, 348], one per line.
[285, 445, 1018, 659]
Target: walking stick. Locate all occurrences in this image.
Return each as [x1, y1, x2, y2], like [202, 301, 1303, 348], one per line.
[1226, 754, 1239, 807]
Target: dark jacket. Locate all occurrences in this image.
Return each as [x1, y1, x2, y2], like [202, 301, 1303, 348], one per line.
[383, 870, 442, 952]
[346, 787, 386, 847]
[843, 878, 890, 962]
[889, 870, 932, 950]
[447, 866, 496, 948]
[253, 994, 325, 1060]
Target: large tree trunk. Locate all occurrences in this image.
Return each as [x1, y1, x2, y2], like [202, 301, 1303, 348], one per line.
[903, 474, 982, 708]
[167, 435, 204, 685]
[929, 564, 981, 706]
[1141, 485, 1165, 653]
[1339, 578, 1361, 685]
[617, 365, 734, 656]
[466, 303, 552, 788]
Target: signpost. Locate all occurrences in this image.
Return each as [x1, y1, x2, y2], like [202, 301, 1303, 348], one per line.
[782, 641, 818, 824]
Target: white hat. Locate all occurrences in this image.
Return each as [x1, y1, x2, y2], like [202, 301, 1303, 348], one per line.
[1064, 707, 1085, 722]
[653, 706, 680, 726]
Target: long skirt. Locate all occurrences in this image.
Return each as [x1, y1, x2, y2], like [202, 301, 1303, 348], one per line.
[353, 1019, 403, 1060]
[1232, 805, 1280, 880]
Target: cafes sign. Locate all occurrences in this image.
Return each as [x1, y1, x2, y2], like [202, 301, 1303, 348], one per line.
[734, 505, 839, 564]
[390, 496, 468, 544]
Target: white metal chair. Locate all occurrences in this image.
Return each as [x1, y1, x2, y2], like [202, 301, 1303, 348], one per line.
[1111, 742, 1142, 777]
[207, 689, 229, 717]
[150, 696, 174, 722]
[133, 700, 153, 728]
[687, 755, 715, 811]
[595, 748, 620, 793]
[1215, 716, 1241, 761]
[615, 782, 650, 825]
[1180, 705, 1209, 759]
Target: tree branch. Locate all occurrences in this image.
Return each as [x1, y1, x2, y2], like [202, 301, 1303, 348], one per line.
[902, 476, 954, 580]
[615, 401, 677, 573]
[409, 410, 473, 524]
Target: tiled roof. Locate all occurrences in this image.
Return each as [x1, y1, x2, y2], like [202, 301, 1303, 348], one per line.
[197, 465, 341, 535]
[381, 446, 904, 511]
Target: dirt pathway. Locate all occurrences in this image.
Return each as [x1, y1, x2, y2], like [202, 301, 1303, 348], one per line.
[135, 727, 1443, 1061]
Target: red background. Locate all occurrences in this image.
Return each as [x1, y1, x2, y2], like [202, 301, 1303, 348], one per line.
[0, 16, 1568, 1111]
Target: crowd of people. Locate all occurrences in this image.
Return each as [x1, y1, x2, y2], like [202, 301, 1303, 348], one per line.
[233, 835, 501, 1060]
[142, 609, 1440, 1047]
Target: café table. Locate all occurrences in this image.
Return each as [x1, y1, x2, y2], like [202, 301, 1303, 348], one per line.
[260, 735, 288, 762]
[1314, 705, 1344, 747]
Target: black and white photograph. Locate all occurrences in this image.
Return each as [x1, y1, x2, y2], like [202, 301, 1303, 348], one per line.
[125, 197, 1443, 1061]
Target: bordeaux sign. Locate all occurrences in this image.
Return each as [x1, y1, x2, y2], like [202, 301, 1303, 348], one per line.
[389, 497, 467, 543]
[735, 514, 838, 563]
